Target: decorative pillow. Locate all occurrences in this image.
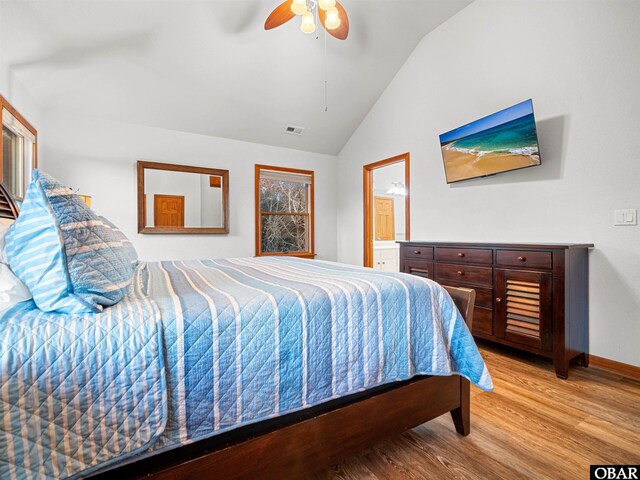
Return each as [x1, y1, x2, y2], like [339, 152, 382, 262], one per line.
[99, 216, 138, 270]
[5, 170, 135, 313]
[0, 219, 32, 312]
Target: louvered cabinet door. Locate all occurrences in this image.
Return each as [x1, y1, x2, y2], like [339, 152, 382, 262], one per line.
[494, 269, 552, 351]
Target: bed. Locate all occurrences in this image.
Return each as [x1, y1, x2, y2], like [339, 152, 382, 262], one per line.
[0, 180, 492, 480]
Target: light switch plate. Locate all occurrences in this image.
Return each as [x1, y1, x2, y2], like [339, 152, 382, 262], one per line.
[614, 209, 637, 226]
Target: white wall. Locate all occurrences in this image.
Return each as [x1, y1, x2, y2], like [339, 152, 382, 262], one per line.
[41, 111, 337, 262]
[199, 174, 224, 228]
[0, 1, 43, 152]
[336, 0, 640, 366]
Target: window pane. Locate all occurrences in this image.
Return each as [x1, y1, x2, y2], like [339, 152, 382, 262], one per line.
[259, 179, 308, 213]
[261, 214, 308, 253]
[2, 126, 24, 198]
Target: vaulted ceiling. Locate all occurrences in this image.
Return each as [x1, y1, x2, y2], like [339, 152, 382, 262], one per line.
[1, 0, 472, 155]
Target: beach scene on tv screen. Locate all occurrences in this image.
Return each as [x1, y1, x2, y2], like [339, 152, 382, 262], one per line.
[440, 99, 541, 183]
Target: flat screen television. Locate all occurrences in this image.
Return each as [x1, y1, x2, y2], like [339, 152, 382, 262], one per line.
[439, 99, 541, 184]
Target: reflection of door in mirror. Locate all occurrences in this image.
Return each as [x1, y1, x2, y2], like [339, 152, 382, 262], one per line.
[154, 195, 185, 227]
[374, 196, 395, 241]
[144, 169, 224, 228]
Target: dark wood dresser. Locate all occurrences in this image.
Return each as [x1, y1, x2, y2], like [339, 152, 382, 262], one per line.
[399, 241, 593, 378]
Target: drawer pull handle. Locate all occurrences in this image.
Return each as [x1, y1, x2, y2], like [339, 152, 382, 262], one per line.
[413, 250, 421, 255]
[518, 256, 526, 262]
[457, 252, 465, 257]
[457, 271, 464, 276]
[496, 297, 502, 303]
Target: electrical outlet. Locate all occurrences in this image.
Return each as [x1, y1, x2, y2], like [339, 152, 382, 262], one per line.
[614, 209, 637, 226]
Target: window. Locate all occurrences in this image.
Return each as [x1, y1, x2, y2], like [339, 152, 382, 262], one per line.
[255, 164, 314, 258]
[0, 96, 37, 200]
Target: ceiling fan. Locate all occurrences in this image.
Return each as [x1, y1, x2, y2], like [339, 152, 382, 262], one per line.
[264, 0, 349, 40]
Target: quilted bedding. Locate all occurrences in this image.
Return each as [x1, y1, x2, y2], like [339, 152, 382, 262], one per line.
[145, 257, 492, 452]
[0, 265, 166, 480]
[1, 256, 492, 479]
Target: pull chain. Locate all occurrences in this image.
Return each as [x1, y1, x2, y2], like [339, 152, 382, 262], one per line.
[324, 24, 328, 112]
[313, 2, 328, 112]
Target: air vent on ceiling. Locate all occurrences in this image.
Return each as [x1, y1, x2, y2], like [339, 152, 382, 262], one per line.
[284, 125, 305, 136]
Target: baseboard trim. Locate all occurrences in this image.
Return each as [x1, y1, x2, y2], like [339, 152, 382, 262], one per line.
[588, 355, 640, 381]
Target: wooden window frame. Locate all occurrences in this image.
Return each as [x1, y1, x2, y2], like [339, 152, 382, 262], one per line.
[0, 95, 38, 199]
[255, 164, 315, 259]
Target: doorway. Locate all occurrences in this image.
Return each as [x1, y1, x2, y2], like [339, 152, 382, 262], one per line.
[363, 153, 410, 270]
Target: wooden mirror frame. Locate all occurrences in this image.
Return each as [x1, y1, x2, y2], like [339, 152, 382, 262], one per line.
[137, 161, 229, 234]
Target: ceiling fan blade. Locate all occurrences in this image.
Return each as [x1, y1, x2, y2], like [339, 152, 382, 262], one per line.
[318, 1, 349, 40]
[264, 1, 295, 30]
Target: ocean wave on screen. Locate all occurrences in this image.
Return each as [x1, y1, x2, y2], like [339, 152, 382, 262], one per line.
[445, 144, 538, 160]
[508, 146, 539, 156]
[444, 145, 479, 155]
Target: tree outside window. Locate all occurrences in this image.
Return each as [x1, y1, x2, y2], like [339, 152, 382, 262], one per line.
[255, 165, 314, 258]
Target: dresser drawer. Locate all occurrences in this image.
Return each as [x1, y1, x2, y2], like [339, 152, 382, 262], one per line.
[435, 279, 493, 309]
[436, 263, 493, 287]
[472, 307, 493, 336]
[403, 259, 434, 279]
[473, 287, 494, 309]
[496, 250, 552, 270]
[403, 246, 434, 260]
[435, 247, 492, 265]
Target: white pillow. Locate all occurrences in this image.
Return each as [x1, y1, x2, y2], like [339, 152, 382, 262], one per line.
[0, 218, 32, 312]
[0, 263, 32, 312]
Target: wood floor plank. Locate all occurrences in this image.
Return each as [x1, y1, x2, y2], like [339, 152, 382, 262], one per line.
[306, 343, 640, 479]
[576, 415, 640, 457]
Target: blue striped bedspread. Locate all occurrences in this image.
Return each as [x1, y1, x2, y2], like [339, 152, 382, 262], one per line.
[1, 257, 492, 479]
[146, 257, 492, 452]
[0, 266, 166, 480]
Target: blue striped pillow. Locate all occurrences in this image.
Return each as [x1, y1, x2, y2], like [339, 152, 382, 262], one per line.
[6, 170, 135, 313]
[99, 216, 138, 270]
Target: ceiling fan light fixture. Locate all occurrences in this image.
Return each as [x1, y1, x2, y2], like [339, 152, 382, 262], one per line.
[300, 10, 316, 33]
[291, 0, 308, 15]
[318, 0, 336, 11]
[265, 0, 349, 39]
[325, 17, 341, 30]
[324, 6, 341, 29]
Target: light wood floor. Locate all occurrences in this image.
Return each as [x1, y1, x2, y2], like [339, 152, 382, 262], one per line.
[309, 342, 640, 480]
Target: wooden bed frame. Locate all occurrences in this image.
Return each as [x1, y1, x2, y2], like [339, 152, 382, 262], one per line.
[0, 184, 477, 480]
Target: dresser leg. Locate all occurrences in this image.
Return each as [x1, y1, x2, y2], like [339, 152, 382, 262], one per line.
[576, 353, 589, 367]
[554, 358, 569, 379]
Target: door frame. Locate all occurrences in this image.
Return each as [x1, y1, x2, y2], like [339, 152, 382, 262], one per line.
[363, 153, 410, 268]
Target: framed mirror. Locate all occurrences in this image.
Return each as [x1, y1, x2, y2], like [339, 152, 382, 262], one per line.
[137, 161, 229, 234]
